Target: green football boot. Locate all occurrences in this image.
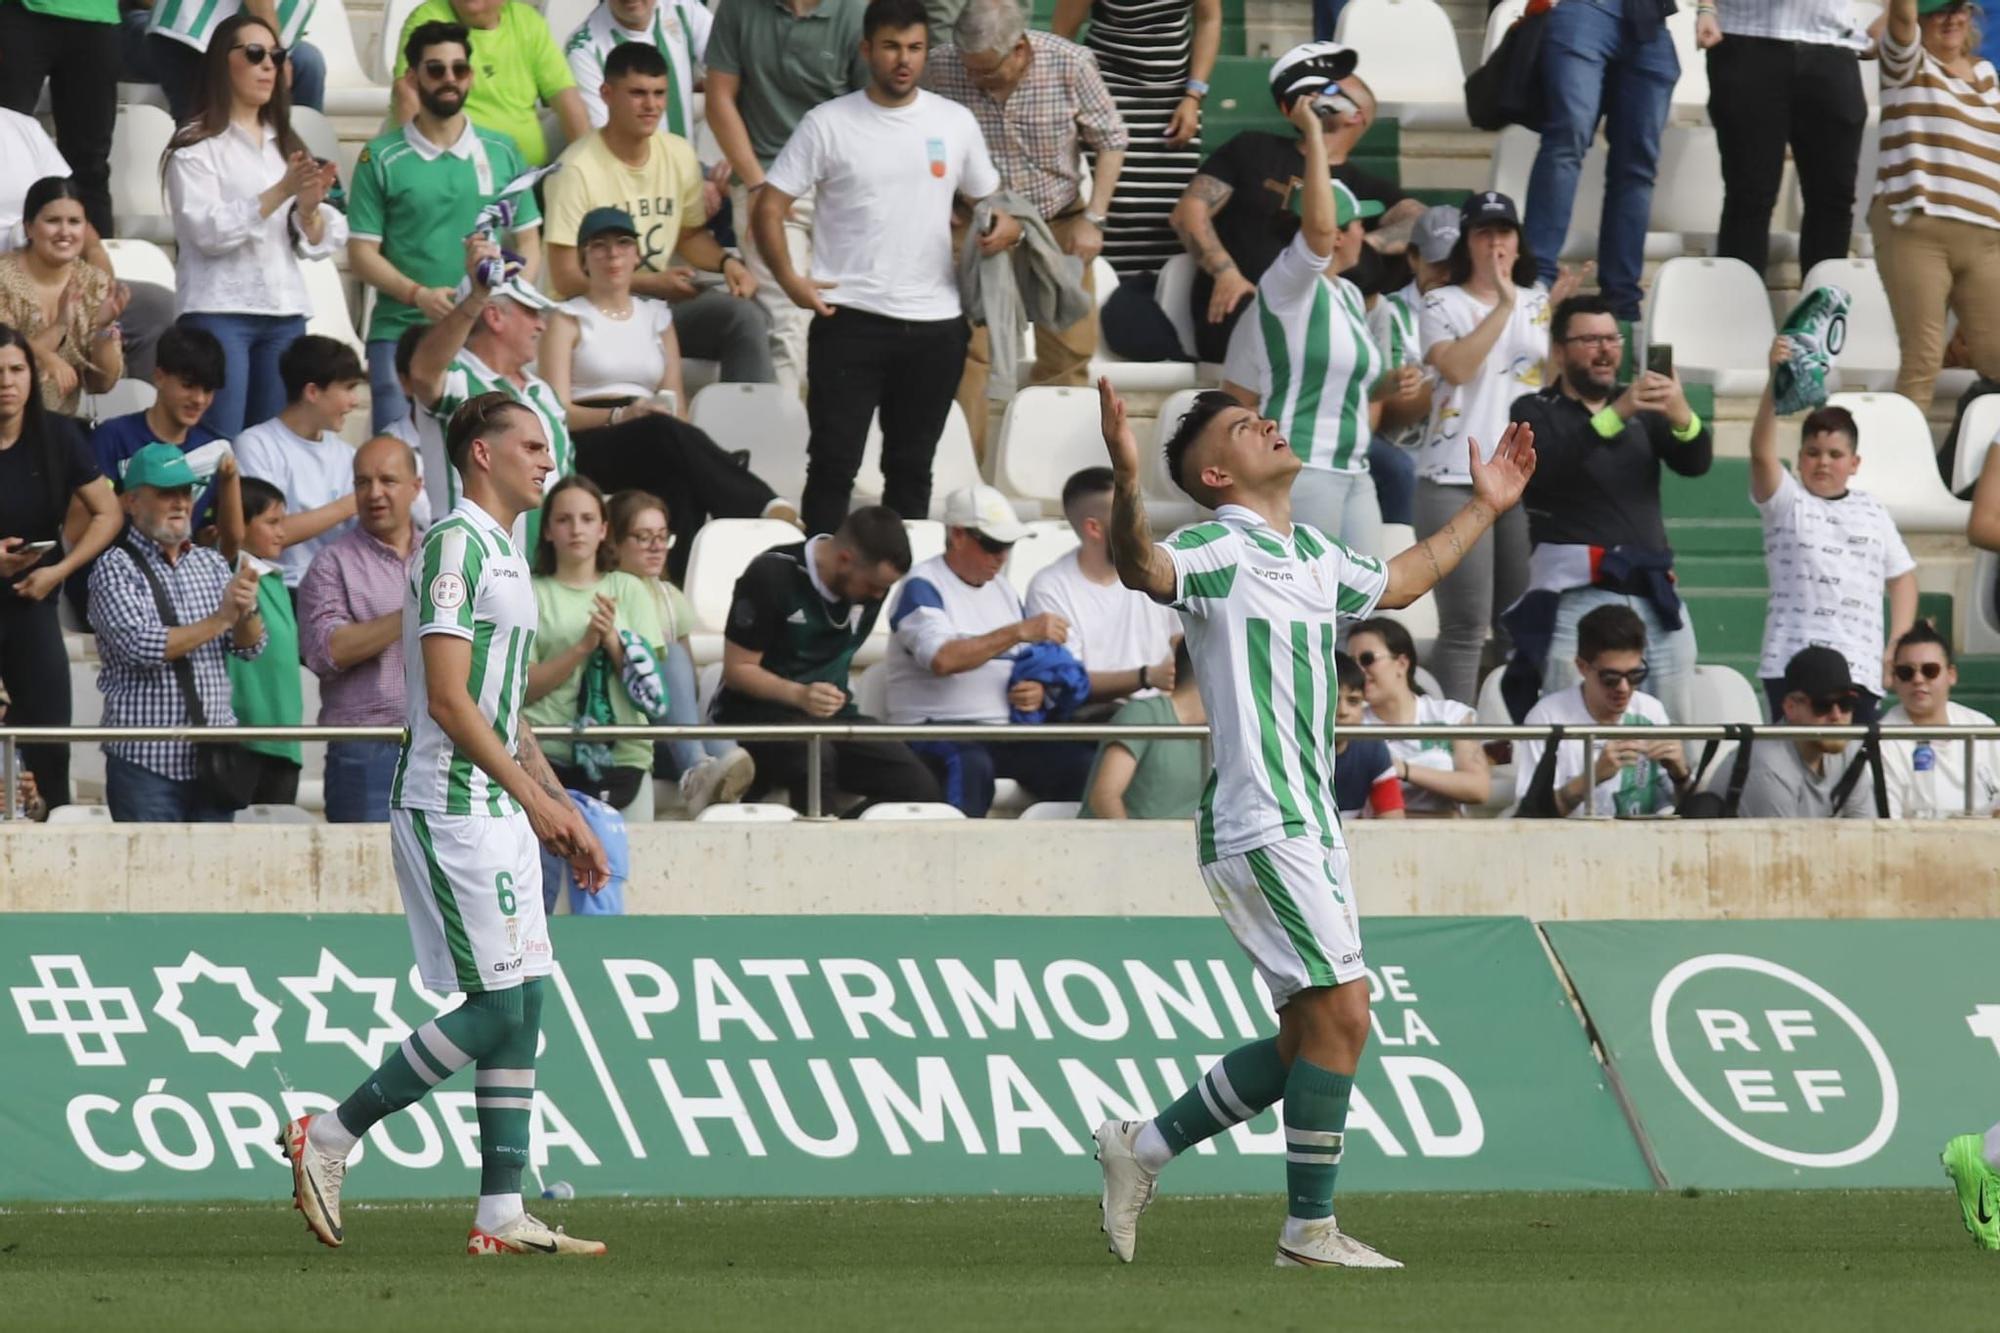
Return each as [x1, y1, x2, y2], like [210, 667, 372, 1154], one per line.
[1943, 1134, 2000, 1250]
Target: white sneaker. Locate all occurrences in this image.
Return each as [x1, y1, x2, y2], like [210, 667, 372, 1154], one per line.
[1094, 1119, 1159, 1263]
[279, 1115, 347, 1249]
[680, 750, 754, 816]
[466, 1211, 607, 1256]
[1274, 1216, 1403, 1269]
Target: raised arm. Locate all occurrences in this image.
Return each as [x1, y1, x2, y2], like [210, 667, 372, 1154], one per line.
[1381, 422, 1536, 607]
[1887, 0, 1916, 48]
[1749, 336, 1788, 505]
[1099, 377, 1177, 601]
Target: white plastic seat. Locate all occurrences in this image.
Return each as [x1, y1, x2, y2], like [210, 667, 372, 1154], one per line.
[695, 802, 799, 822]
[904, 519, 946, 566]
[1334, 0, 1469, 128]
[1474, 664, 1512, 726]
[1146, 388, 1212, 531]
[102, 238, 175, 291]
[1018, 800, 1082, 819]
[1489, 126, 1602, 262]
[109, 105, 175, 244]
[46, 804, 113, 824]
[1375, 523, 1439, 660]
[1685, 663, 1762, 725]
[1651, 126, 1723, 252]
[1666, 5, 1710, 120]
[1798, 258, 1899, 393]
[1951, 394, 2000, 494]
[306, 0, 388, 116]
[680, 517, 801, 663]
[81, 379, 158, 425]
[1483, 0, 1527, 59]
[682, 357, 720, 397]
[690, 382, 809, 501]
[291, 107, 342, 169]
[856, 801, 967, 821]
[852, 402, 1007, 520]
[1090, 357, 1209, 392]
[1002, 520, 1081, 590]
[1824, 392, 1970, 531]
[1091, 257, 1119, 310]
[300, 258, 365, 355]
[1642, 257, 1776, 394]
[994, 386, 1109, 515]
[376, 0, 428, 82]
[234, 803, 318, 824]
[1154, 252, 1199, 360]
[852, 661, 888, 718]
[542, 0, 596, 46]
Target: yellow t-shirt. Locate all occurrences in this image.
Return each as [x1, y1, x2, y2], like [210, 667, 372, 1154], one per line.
[395, 0, 576, 167]
[544, 130, 706, 271]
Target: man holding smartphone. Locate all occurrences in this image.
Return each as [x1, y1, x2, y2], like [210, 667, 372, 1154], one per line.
[1501, 295, 1712, 725]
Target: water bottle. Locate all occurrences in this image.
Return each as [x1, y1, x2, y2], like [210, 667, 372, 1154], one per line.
[1911, 743, 1940, 820]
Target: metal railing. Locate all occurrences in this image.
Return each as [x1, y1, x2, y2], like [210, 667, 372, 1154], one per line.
[2, 722, 1995, 821]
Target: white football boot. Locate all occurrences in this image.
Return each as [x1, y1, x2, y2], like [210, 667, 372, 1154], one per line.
[1094, 1119, 1160, 1263]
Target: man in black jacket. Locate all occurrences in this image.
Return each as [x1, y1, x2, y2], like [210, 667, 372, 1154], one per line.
[1505, 294, 1712, 723]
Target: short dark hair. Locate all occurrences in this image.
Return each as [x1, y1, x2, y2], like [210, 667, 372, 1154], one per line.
[1334, 650, 1364, 694]
[445, 391, 531, 473]
[238, 475, 286, 524]
[157, 322, 227, 390]
[1061, 466, 1115, 518]
[604, 40, 669, 81]
[395, 323, 429, 380]
[1551, 294, 1618, 344]
[1163, 390, 1239, 501]
[1800, 404, 1860, 450]
[278, 334, 365, 402]
[21, 176, 85, 230]
[1895, 618, 1953, 665]
[1349, 616, 1422, 692]
[836, 504, 913, 573]
[404, 20, 469, 69]
[863, 0, 930, 39]
[1576, 604, 1647, 662]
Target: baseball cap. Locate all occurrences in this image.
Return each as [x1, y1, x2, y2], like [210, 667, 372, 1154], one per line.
[1460, 189, 1521, 232]
[1268, 41, 1359, 108]
[1781, 645, 1858, 703]
[124, 442, 200, 491]
[942, 484, 1027, 545]
[577, 206, 638, 247]
[1284, 178, 1385, 226]
[1918, 0, 1970, 13]
[1411, 204, 1462, 263]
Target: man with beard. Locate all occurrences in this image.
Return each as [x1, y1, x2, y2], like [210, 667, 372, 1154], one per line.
[1738, 646, 1875, 819]
[350, 21, 547, 433]
[87, 443, 267, 822]
[1504, 294, 1711, 724]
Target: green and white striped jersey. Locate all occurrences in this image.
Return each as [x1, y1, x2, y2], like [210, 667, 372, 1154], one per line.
[391, 499, 538, 817]
[565, 0, 710, 137]
[1160, 503, 1389, 863]
[1223, 232, 1381, 475]
[150, 0, 313, 50]
[418, 348, 573, 545]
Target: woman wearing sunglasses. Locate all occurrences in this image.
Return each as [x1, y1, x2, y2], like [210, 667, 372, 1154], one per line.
[1348, 615, 1490, 816]
[162, 12, 345, 438]
[1878, 620, 2000, 817]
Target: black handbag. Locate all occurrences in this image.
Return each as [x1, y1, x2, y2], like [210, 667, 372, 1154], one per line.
[119, 537, 260, 811]
[1677, 723, 1755, 819]
[1514, 724, 1565, 818]
[1465, 6, 1550, 132]
[1827, 722, 1892, 818]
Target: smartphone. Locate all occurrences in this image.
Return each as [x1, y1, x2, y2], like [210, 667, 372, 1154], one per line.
[17, 540, 56, 555]
[1646, 343, 1674, 378]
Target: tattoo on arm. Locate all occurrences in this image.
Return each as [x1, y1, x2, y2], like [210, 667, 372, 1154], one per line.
[1176, 176, 1239, 276]
[514, 721, 568, 804]
[1110, 476, 1175, 599]
[1418, 535, 1443, 584]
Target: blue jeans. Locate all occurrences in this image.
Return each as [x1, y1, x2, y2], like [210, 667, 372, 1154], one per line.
[655, 640, 734, 777]
[366, 338, 408, 434]
[1525, 0, 1678, 319]
[1368, 434, 1416, 527]
[178, 312, 306, 438]
[1540, 585, 1699, 723]
[1315, 0, 1340, 41]
[286, 39, 325, 113]
[908, 736, 1096, 818]
[105, 753, 234, 822]
[323, 739, 399, 823]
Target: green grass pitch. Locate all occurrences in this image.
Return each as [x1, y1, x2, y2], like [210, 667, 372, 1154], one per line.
[2, 1190, 1990, 1331]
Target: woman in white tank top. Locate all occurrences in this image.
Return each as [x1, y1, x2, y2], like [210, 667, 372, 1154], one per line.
[540, 210, 688, 422]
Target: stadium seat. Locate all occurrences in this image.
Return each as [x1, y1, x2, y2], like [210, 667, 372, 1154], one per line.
[1018, 800, 1081, 819]
[291, 107, 342, 172]
[46, 804, 112, 824]
[856, 802, 967, 820]
[1375, 524, 1438, 661]
[852, 662, 887, 717]
[1685, 663, 1762, 724]
[82, 379, 157, 425]
[1650, 127, 1723, 253]
[905, 519, 946, 566]
[1970, 550, 2000, 656]
[1147, 388, 1212, 531]
[1642, 257, 1775, 395]
[995, 386, 1109, 515]
[542, 0, 595, 46]
[1491, 126, 1694, 262]
[1951, 394, 2000, 495]
[109, 105, 175, 245]
[682, 358, 720, 398]
[301, 258, 365, 356]
[1850, 117, 1880, 253]
[852, 403, 1009, 520]
[305, 0, 388, 116]
[1474, 664, 1512, 725]
[1483, 0, 1526, 59]
[1002, 520, 1081, 590]
[376, 0, 427, 81]
[695, 802, 799, 822]
[680, 517, 801, 663]
[1412, 664, 1444, 698]
[1825, 391, 1971, 531]
[235, 804, 317, 824]
[1091, 257, 1119, 309]
[1800, 258, 1899, 393]
[102, 238, 176, 292]
[690, 382, 809, 501]
[1154, 252, 1199, 361]
[1334, 0, 1469, 128]
[1666, 5, 1710, 119]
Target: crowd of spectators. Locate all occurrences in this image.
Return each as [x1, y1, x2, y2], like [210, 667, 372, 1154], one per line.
[4, 0, 2000, 829]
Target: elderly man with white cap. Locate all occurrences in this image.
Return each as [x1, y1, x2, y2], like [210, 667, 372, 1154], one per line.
[884, 483, 1095, 815]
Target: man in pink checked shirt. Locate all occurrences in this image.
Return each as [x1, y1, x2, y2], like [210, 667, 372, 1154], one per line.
[298, 435, 425, 822]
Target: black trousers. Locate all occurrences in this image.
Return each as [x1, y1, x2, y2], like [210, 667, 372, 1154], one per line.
[242, 750, 301, 806]
[0, 592, 71, 809]
[1707, 35, 1868, 278]
[802, 308, 968, 536]
[571, 415, 779, 584]
[739, 715, 943, 816]
[0, 7, 118, 238]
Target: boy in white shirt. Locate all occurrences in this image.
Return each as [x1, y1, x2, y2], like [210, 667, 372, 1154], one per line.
[1879, 620, 2000, 817]
[1750, 335, 1917, 724]
[233, 336, 366, 589]
[1514, 603, 1689, 818]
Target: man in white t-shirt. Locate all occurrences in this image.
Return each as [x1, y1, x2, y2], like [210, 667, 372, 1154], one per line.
[1880, 620, 2000, 817]
[1025, 466, 1177, 713]
[1513, 603, 1688, 817]
[753, 0, 1018, 536]
[1749, 336, 1918, 724]
[234, 336, 369, 590]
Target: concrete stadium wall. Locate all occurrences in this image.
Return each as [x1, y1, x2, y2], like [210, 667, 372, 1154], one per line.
[3, 820, 1995, 919]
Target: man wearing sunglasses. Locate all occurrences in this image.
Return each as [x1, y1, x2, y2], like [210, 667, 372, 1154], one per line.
[1738, 645, 1877, 819]
[1513, 603, 1687, 818]
[1878, 620, 2000, 817]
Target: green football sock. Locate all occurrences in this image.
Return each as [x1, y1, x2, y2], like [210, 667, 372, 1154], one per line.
[1282, 1059, 1353, 1221]
[475, 979, 543, 1198]
[331, 985, 527, 1140]
[1154, 1038, 1288, 1155]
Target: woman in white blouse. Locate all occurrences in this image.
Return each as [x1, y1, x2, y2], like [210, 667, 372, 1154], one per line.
[541, 207, 688, 423]
[162, 12, 346, 438]
[1350, 615, 1491, 817]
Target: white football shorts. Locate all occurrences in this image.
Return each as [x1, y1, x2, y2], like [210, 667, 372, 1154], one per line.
[1200, 835, 1365, 1006]
[389, 808, 550, 994]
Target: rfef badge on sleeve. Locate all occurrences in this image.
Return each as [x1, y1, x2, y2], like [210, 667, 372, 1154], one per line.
[927, 138, 947, 179]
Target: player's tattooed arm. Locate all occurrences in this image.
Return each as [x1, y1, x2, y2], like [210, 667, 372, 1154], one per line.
[513, 718, 570, 807]
[1097, 377, 1178, 602]
[1381, 420, 1537, 608]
